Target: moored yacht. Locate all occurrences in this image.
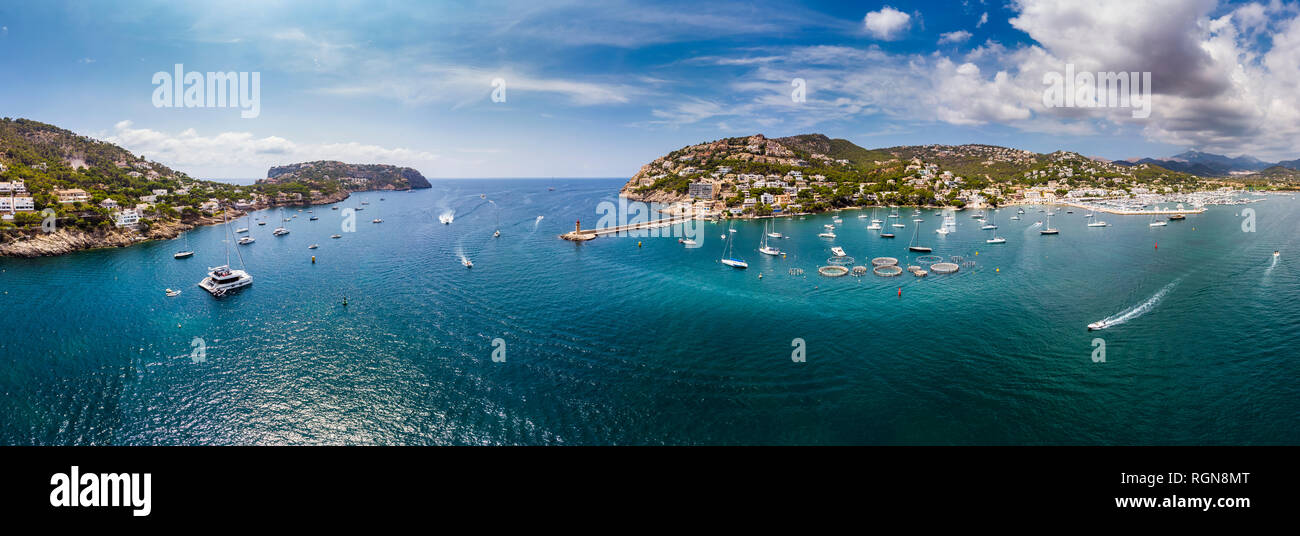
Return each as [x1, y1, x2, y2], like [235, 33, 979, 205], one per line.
[198, 265, 252, 296]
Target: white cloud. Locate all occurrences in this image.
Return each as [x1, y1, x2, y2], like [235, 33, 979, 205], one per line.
[105, 121, 439, 178]
[863, 7, 912, 41]
[938, 30, 973, 44]
[977, 12, 988, 28]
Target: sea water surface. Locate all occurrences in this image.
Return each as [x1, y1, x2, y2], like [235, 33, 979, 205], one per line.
[1, 179, 1297, 445]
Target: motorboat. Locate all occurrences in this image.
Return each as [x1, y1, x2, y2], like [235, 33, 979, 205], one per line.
[235, 227, 248, 234]
[831, 246, 846, 257]
[372, 218, 384, 223]
[173, 250, 194, 259]
[462, 258, 473, 268]
[818, 231, 837, 239]
[165, 288, 181, 297]
[237, 236, 255, 245]
[1087, 320, 1111, 331]
[198, 265, 252, 297]
[273, 227, 290, 236]
[494, 230, 501, 238]
[331, 234, 342, 239]
[309, 216, 319, 221]
[308, 244, 318, 249]
[440, 213, 453, 224]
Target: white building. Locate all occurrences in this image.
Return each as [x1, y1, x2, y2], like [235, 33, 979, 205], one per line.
[0, 181, 25, 193]
[151, 189, 169, 196]
[113, 208, 140, 228]
[99, 198, 119, 209]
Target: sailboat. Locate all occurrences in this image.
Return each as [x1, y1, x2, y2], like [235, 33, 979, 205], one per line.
[1149, 211, 1167, 227]
[907, 222, 932, 252]
[980, 209, 997, 230]
[759, 219, 782, 256]
[273, 208, 290, 236]
[867, 207, 882, 230]
[766, 217, 783, 239]
[936, 209, 955, 235]
[1086, 212, 1108, 227]
[985, 210, 1006, 243]
[720, 224, 748, 268]
[173, 230, 195, 259]
[1040, 211, 1059, 235]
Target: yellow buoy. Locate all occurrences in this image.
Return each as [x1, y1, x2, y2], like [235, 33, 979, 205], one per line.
[311, 255, 316, 264]
[638, 241, 642, 247]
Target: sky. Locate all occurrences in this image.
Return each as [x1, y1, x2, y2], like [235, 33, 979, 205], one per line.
[2, 0, 1300, 179]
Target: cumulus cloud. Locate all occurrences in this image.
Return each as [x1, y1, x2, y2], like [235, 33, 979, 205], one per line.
[694, 0, 1300, 159]
[105, 121, 439, 178]
[938, 30, 973, 44]
[977, 12, 988, 28]
[863, 7, 912, 40]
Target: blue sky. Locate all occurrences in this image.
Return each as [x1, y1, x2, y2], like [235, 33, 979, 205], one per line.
[3, 0, 1299, 178]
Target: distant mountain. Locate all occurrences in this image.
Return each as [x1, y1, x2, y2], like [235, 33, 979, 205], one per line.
[1116, 150, 1282, 177]
[263, 161, 431, 190]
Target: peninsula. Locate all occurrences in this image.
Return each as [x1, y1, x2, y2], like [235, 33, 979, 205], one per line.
[0, 118, 429, 257]
[619, 133, 1297, 221]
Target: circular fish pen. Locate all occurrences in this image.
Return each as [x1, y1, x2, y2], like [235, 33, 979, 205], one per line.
[818, 265, 849, 277]
[871, 257, 899, 267]
[826, 256, 855, 265]
[906, 265, 921, 273]
[949, 255, 965, 263]
[788, 268, 805, 276]
[962, 260, 977, 268]
[915, 255, 943, 264]
[912, 269, 928, 277]
[873, 265, 903, 277]
[930, 262, 959, 274]
[851, 266, 868, 276]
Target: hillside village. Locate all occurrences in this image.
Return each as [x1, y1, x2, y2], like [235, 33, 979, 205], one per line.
[622, 134, 1265, 219]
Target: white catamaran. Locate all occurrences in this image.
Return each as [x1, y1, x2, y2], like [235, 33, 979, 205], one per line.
[198, 210, 253, 297]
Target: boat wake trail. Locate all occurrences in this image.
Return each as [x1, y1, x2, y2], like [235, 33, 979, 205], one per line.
[438, 209, 455, 224]
[1266, 254, 1278, 276]
[1092, 279, 1179, 330]
[532, 215, 544, 232]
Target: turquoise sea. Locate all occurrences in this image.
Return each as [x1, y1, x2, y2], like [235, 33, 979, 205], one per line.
[1, 179, 1297, 445]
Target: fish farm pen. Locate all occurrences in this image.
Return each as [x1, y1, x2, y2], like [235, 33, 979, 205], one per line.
[871, 257, 899, 267]
[930, 262, 960, 274]
[873, 265, 903, 277]
[818, 265, 850, 277]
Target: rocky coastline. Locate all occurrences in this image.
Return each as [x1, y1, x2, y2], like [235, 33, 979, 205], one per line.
[0, 188, 367, 258]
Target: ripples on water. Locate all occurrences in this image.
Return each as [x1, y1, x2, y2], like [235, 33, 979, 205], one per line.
[1, 181, 1297, 445]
